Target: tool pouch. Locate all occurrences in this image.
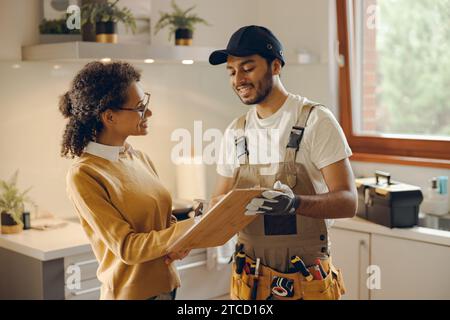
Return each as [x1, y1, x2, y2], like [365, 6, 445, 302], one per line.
[230, 272, 251, 300]
[299, 264, 346, 300]
[230, 270, 272, 300]
[230, 257, 346, 300]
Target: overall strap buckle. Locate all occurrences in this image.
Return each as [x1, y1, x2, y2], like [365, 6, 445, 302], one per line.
[235, 136, 249, 160]
[286, 126, 305, 151]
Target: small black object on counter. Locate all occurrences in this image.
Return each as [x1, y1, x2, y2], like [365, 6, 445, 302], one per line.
[22, 212, 31, 230]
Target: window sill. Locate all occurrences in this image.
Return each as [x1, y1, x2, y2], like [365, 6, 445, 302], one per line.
[350, 153, 450, 169]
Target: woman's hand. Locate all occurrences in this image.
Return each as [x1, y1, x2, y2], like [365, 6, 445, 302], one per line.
[164, 249, 191, 265]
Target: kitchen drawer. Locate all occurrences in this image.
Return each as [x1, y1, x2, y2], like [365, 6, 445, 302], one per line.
[65, 278, 101, 300]
[64, 251, 98, 282]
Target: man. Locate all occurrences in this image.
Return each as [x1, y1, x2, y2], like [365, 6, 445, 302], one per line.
[209, 25, 357, 300]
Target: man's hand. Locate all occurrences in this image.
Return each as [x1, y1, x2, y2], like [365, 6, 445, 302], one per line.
[164, 249, 191, 265]
[245, 181, 300, 216]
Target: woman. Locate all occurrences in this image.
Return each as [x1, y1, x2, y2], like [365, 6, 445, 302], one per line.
[60, 61, 193, 300]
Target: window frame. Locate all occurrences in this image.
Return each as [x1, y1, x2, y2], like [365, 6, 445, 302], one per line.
[336, 0, 450, 169]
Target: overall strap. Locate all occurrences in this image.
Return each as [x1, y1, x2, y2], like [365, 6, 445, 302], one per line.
[234, 115, 249, 165]
[284, 101, 322, 187]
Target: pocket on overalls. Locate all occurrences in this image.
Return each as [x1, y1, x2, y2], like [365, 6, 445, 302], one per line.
[231, 260, 276, 300]
[239, 272, 253, 300]
[245, 274, 272, 300]
[269, 269, 302, 300]
[300, 264, 345, 300]
[230, 273, 240, 300]
[331, 264, 346, 297]
[230, 264, 252, 300]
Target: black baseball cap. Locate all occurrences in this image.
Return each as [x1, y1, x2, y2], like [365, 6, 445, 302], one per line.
[209, 25, 285, 66]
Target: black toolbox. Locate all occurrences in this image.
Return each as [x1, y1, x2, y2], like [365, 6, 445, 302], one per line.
[355, 171, 423, 228]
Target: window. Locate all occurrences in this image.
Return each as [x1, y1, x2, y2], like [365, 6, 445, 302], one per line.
[336, 0, 450, 168]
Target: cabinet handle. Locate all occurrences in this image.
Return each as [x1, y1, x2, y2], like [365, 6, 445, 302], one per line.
[358, 240, 367, 300]
[71, 259, 98, 267]
[71, 286, 101, 296]
[177, 260, 206, 271]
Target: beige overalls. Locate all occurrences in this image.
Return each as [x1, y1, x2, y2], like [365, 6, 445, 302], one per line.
[229, 100, 346, 300]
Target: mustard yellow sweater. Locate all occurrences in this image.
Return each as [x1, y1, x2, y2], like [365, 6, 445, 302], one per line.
[66, 148, 193, 300]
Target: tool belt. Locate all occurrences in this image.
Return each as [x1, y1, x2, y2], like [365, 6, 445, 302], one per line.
[230, 255, 346, 300]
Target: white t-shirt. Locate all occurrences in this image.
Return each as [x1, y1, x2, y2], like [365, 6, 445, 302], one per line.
[217, 93, 353, 196]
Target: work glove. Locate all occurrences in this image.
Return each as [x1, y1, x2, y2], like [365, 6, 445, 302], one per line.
[245, 181, 301, 216]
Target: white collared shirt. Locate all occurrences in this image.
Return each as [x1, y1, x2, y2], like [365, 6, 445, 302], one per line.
[84, 141, 134, 162]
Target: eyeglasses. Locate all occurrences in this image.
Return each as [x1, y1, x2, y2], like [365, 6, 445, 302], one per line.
[118, 92, 151, 120]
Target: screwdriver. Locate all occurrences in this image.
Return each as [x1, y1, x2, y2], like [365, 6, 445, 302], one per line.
[235, 252, 246, 275]
[250, 258, 260, 300]
[310, 265, 323, 280]
[234, 243, 244, 260]
[249, 262, 256, 275]
[291, 256, 313, 282]
[315, 258, 327, 279]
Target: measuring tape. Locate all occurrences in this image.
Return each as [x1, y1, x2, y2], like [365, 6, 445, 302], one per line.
[271, 276, 294, 297]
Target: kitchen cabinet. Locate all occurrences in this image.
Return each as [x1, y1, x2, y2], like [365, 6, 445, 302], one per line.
[331, 217, 450, 300]
[0, 244, 232, 300]
[0, 219, 231, 300]
[371, 234, 450, 300]
[64, 251, 101, 300]
[0, 247, 100, 300]
[329, 227, 371, 300]
[0, 220, 95, 300]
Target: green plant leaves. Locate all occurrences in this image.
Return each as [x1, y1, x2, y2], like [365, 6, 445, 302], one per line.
[81, 0, 136, 34]
[0, 170, 34, 225]
[154, 0, 210, 41]
[39, 17, 81, 35]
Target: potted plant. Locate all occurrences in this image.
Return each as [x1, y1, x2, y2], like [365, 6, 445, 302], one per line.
[154, 0, 210, 46]
[39, 16, 82, 44]
[0, 171, 34, 234]
[81, 0, 136, 43]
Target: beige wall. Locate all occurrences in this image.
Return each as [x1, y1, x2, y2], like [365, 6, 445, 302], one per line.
[0, 0, 41, 60]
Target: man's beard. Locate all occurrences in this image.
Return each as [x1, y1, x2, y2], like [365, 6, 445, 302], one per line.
[236, 68, 274, 105]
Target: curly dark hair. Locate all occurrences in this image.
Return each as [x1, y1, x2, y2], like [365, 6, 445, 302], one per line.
[59, 61, 141, 158]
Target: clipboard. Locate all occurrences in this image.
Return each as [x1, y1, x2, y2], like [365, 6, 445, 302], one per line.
[167, 188, 265, 252]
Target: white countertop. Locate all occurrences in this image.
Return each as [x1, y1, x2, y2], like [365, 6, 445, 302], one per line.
[1, 216, 449, 262]
[0, 219, 91, 261]
[333, 216, 450, 247]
